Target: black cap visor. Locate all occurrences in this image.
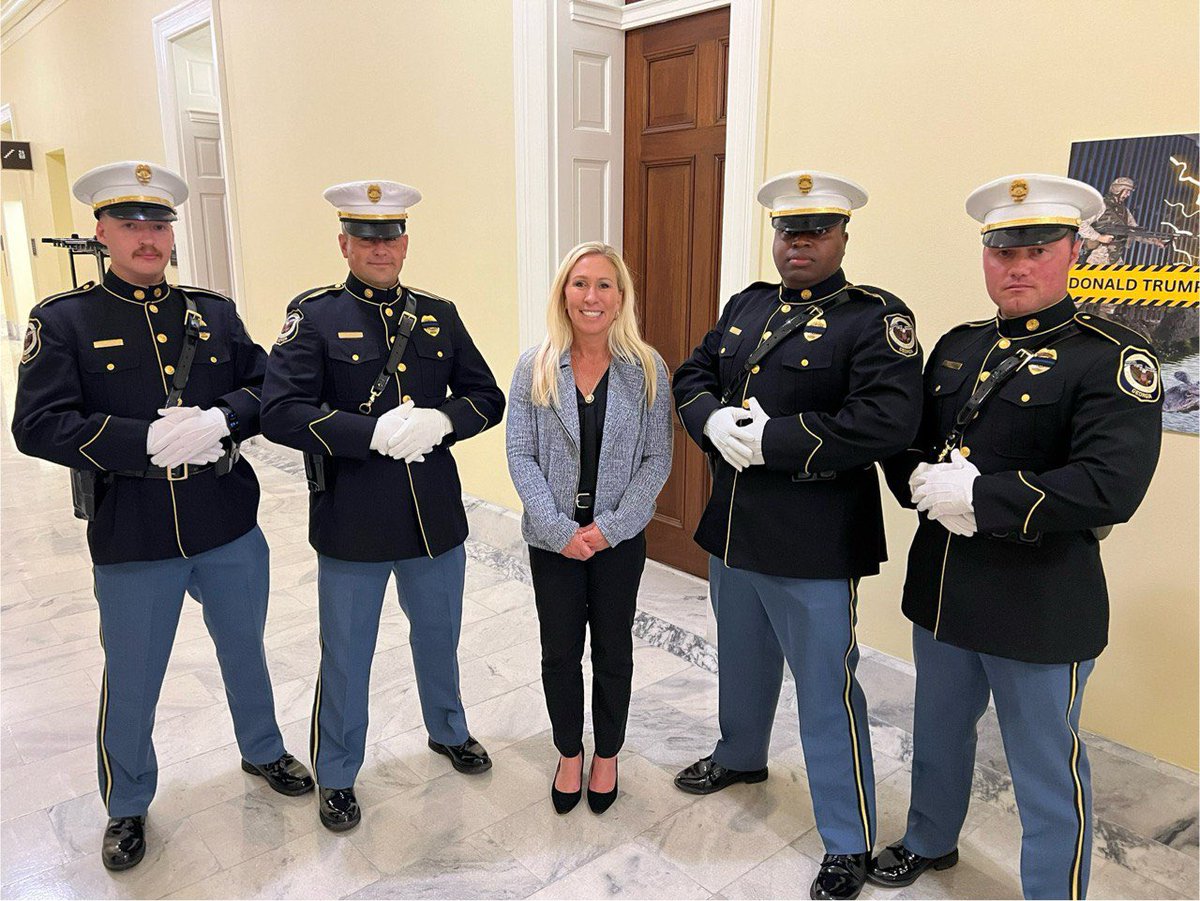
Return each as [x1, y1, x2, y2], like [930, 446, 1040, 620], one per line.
[773, 212, 848, 233]
[342, 218, 406, 239]
[982, 224, 1076, 248]
[96, 202, 177, 222]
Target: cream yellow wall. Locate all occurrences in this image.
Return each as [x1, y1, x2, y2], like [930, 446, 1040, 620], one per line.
[761, 0, 1199, 769]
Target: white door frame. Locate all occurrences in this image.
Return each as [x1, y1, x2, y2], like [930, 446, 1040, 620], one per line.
[151, 0, 247, 308]
[512, 0, 771, 352]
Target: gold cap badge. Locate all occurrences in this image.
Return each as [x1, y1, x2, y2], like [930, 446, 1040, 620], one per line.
[135, 164, 153, 185]
[366, 184, 382, 203]
[1009, 179, 1029, 202]
[797, 174, 814, 195]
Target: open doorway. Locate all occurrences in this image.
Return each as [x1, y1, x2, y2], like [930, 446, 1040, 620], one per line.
[0, 109, 38, 338]
[153, 3, 235, 297]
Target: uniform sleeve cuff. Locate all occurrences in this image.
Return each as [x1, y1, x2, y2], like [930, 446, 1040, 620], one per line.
[79, 415, 151, 471]
[677, 391, 720, 447]
[310, 410, 376, 460]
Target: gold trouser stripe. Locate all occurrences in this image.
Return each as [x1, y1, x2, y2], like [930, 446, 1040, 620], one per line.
[79, 415, 111, 469]
[310, 632, 324, 778]
[308, 411, 337, 455]
[406, 461, 433, 557]
[97, 621, 114, 812]
[1017, 471, 1046, 536]
[932, 532, 952, 638]
[463, 397, 489, 430]
[1066, 662, 1086, 900]
[167, 481, 188, 559]
[798, 413, 823, 474]
[841, 579, 873, 850]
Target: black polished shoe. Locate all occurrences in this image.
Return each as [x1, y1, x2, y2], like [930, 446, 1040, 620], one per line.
[241, 752, 315, 797]
[101, 815, 146, 871]
[586, 756, 618, 815]
[673, 755, 768, 795]
[867, 841, 958, 887]
[428, 735, 492, 774]
[551, 756, 582, 815]
[318, 786, 361, 832]
[810, 853, 868, 900]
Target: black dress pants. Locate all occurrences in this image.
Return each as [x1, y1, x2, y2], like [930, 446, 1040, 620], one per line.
[527, 531, 646, 757]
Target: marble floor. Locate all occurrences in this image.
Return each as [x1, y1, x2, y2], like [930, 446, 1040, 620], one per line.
[1, 336, 1197, 900]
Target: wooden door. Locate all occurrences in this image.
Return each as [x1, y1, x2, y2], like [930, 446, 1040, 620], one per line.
[624, 8, 729, 579]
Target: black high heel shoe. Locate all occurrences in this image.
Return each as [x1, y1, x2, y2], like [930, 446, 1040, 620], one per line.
[587, 756, 618, 814]
[551, 755, 582, 814]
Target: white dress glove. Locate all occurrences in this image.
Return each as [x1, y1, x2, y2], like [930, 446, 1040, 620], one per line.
[730, 397, 769, 466]
[370, 400, 414, 454]
[937, 511, 978, 537]
[149, 406, 230, 468]
[387, 407, 453, 463]
[703, 406, 753, 471]
[911, 449, 980, 518]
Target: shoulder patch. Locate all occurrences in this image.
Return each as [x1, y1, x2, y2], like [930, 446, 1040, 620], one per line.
[884, 312, 918, 357]
[1117, 346, 1162, 403]
[37, 282, 94, 307]
[289, 284, 342, 307]
[1074, 311, 1150, 346]
[407, 285, 454, 306]
[21, 318, 42, 364]
[275, 309, 304, 346]
[174, 284, 233, 303]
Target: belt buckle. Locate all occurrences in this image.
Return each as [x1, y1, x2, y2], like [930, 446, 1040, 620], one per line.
[575, 492, 593, 508]
[166, 462, 189, 482]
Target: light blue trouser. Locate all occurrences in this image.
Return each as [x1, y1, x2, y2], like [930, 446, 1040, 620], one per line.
[905, 624, 1095, 900]
[312, 543, 469, 788]
[709, 557, 876, 855]
[92, 526, 284, 817]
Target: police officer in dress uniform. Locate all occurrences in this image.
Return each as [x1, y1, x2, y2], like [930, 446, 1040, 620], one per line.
[260, 181, 505, 832]
[869, 175, 1163, 900]
[672, 172, 924, 900]
[11, 161, 313, 872]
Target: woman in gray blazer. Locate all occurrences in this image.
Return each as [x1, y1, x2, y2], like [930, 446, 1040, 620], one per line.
[507, 241, 672, 815]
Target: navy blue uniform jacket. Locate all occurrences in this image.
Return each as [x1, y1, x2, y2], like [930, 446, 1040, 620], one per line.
[259, 273, 504, 562]
[11, 271, 266, 564]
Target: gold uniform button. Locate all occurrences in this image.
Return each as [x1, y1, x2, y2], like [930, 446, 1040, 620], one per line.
[960, 446, 971, 458]
[105, 362, 115, 371]
[148, 304, 159, 314]
[1026, 318, 1039, 332]
[352, 353, 360, 361]
[980, 371, 991, 381]
[385, 307, 394, 317]
[934, 384, 942, 393]
[436, 350, 444, 358]
[1080, 314, 1091, 320]
[998, 338, 1010, 349]
[156, 333, 168, 343]
[164, 364, 175, 375]
[399, 362, 407, 372]
[720, 347, 726, 354]
[801, 359, 809, 367]
[153, 288, 162, 298]
[364, 288, 374, 299]
[402, 394, 412, 403]
[133, 289, 146, 300]
[742, 400, 750, 409]
[800, 289, 813, 300]
[210, 356, 218, 363]
[780, 304, 792, 313]
[763, 331, 772, 340]
[1021, 393, 1031, 403]
[751, 365, 760, 374]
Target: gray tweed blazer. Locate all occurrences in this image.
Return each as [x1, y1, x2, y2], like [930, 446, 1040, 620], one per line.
[506, 347, 673, 552]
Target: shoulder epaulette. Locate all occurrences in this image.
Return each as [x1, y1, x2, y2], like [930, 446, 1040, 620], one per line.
[407, 285, 455, 306]
[1074, 311, 1150, 346]
[288, 284, 342, 306]
[947, 317, 995, 332]
[742, 280, 776, 293]
[846, 283, 893, 305]
[173, 283, 233, 303]
[37, 282, 94, 307]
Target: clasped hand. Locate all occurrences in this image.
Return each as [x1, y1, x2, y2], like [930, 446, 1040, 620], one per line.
[369, 400, 453, 463]
[703, 397, 768, 471]
[146, 406, 229, 468]
[909, 449, 980, 536]
[561, 522, 610, 560]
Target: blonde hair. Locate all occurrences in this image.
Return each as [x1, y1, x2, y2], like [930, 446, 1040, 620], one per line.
[531, 242, 660, 409]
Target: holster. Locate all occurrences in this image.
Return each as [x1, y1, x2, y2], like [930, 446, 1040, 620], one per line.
[303, 450, 327, 493]
[69, 468, 101, 521]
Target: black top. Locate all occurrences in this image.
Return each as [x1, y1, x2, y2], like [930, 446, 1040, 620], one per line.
[574, 369, 610, 525]
[673, 268, 925, 579]
[881, 297, 1163, 663]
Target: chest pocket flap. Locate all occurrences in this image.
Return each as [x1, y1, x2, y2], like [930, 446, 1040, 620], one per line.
[927, 362, 971, 397]
[718, 329, 746, 360]
[81, 345, 140, 374]
[413, 333, 455, 361]
[997, 373, 1064, 407]
[327, 341, 382, 365]
[198, 345, 232, 366]
[781, 338, 836, 372]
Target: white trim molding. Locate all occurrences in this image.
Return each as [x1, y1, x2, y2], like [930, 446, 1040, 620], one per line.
[0, 0, 68, 51]
[570, 0, 732, 31]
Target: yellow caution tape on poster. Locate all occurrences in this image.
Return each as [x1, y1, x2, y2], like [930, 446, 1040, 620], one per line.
[1069, 264, 1199, 307]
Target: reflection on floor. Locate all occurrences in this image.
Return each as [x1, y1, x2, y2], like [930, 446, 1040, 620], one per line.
[1, 339, 1195, 900]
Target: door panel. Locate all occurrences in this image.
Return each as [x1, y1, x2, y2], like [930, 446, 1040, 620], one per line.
[625, 7, 729, 578]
